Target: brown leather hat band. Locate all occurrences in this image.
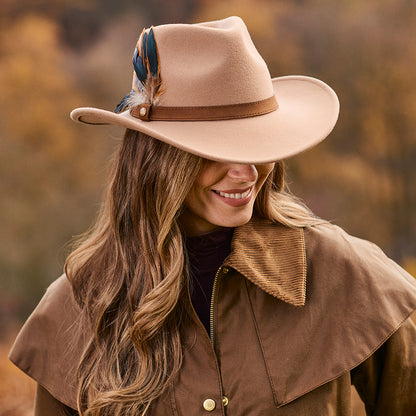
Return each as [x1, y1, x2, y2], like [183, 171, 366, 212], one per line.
[130, 95, 278, 122]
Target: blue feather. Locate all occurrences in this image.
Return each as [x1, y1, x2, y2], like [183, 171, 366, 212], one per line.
[146, 28, 158, 76]
[133, 47, 147, 85]
[114, 89, 134, 113]
[142, 31, 148, 57]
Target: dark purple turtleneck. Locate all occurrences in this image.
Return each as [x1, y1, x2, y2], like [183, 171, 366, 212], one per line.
[185, 227, 234, 333]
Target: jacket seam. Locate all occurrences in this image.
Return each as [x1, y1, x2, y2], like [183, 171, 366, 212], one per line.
[214, 277, 227, 416]
[244, 278, 280, 408]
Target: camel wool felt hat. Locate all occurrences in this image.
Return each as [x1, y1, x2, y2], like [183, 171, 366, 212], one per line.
[70, 16, 339, 163]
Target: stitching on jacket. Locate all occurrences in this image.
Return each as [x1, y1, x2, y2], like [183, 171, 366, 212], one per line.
[244, 278, 280, 407]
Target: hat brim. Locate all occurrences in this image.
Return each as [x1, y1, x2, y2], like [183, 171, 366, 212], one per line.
[70, 76, 339, 164]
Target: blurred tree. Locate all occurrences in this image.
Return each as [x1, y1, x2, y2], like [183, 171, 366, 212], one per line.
[0, 14, 113, 325]
[282, 0, 416, 260]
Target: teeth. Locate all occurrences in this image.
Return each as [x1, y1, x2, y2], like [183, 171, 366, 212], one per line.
[217, 189, 251, 199]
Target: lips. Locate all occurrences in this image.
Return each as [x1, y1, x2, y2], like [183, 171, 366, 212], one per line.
[212, 186, 254, 207]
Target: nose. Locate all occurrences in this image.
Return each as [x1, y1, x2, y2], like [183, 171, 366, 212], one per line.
[227, 164, 258, 182]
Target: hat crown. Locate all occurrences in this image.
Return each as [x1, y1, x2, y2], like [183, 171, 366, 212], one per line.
[150, 16, 274, 106]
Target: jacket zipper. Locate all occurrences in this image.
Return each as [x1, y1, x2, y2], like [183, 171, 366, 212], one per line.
[209, 266, 230, 411]
[209, 266, 223, 346]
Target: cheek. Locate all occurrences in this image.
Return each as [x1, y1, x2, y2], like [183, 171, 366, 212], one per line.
[185, 166, 222, 210]
[185, 185, 209, 213]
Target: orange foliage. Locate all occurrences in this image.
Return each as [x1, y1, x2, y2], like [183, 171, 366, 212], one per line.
[0, 13, 116, 321]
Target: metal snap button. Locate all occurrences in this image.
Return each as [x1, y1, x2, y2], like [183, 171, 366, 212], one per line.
[222, 266, 230, 274]
[222, 396, 229, 406]
[139, 106, 147, 116]
[203, 398, 216, 411]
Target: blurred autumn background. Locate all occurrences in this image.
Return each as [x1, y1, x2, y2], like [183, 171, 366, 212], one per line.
[1, 0, 416, 414]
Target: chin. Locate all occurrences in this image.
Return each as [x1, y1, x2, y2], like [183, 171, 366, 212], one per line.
[216, 211, 254, 228]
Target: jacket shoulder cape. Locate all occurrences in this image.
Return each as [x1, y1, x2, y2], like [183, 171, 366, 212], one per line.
[223, 220, 416, 407]
[9, 275, 81, 408]
[9, 221, 416, 409]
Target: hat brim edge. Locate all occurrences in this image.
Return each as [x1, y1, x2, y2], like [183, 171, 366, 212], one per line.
[70, 75, 339, 163]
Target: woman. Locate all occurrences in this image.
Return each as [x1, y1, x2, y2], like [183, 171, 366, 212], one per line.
[9, 16, 416, 416]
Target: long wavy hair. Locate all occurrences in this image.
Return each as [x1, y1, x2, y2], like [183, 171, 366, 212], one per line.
[65, 129, 320, 415]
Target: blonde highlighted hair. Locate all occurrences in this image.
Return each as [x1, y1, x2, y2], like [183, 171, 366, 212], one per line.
[65, 129, 319, 415]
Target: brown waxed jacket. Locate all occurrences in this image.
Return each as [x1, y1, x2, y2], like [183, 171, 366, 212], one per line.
[9, 219, 416, 415]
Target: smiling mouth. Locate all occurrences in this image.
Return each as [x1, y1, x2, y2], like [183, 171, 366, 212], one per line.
[212, 187, 253, 200]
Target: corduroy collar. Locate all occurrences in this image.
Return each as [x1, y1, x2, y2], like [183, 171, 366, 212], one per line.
[224, 218, 306, 307]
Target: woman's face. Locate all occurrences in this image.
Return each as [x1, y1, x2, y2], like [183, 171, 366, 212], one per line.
[181, 160, 275, 235]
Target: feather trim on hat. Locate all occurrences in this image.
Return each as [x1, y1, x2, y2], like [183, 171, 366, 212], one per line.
[115, 27, 164, 113]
